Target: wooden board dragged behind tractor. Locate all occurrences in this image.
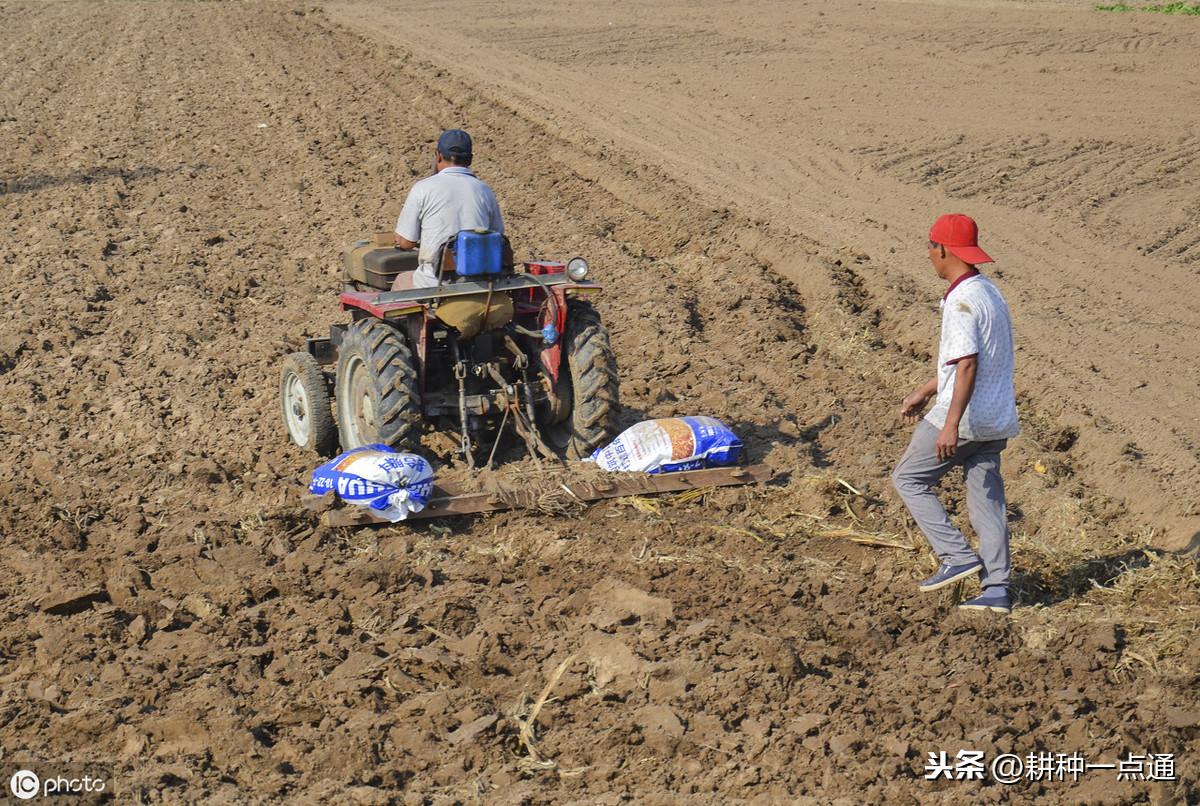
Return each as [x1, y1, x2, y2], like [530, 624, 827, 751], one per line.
[315, 464, 773, 527]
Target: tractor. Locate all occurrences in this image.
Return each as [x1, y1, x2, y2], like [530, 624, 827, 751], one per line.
[279, 231, 620, 468]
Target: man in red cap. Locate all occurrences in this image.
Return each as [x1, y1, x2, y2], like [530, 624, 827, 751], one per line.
[892, 214, 1019, 614]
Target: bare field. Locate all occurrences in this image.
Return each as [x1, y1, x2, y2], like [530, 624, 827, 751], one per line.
[330, 0, 1200, 544]
[0, 1, 1197, 802]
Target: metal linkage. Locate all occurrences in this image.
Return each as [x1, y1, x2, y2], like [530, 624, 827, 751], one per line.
[318, 464, 774, 526]
[449, 340, 474, 470]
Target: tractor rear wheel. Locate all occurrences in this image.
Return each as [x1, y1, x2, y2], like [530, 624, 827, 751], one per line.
[280, 351, 337, 455]
[335, 318, 421, 451]
[544, 301, 620, 459]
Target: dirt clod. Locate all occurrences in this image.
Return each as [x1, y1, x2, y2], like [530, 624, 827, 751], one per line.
[38, 587, 110, 616]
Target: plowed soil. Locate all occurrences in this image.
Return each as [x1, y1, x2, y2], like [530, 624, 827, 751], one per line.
[1, 1, 1197, 803]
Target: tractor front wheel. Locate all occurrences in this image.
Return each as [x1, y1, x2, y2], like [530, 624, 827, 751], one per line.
[335, 318, 421, 451]
[280, 351, 337, 455]
[544, 301, 620, 459]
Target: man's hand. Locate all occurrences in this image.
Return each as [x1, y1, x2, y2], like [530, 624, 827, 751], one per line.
[935, 423, 960, 461]
[900, 391, 929, 423]
[900, 377, 938, 423]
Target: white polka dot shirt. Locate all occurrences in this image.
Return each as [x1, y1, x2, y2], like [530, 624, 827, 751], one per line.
[925, 273, 1020, 441]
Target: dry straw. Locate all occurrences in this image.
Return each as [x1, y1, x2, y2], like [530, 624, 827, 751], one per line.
[512, 653, 583, 776]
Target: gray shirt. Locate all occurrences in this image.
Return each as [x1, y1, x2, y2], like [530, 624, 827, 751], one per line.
[394, 166, 504, 287]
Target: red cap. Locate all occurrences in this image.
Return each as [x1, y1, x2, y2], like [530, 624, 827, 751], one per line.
[929, 214, 993, 265]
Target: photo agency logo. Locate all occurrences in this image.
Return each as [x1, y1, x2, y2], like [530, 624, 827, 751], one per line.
[9, 770, 39, 800]
[7, 763, 110, 801]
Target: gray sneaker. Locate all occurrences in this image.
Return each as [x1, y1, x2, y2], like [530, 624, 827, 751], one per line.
[958, 592, 1012, 614]
[918, 560, 983, 592]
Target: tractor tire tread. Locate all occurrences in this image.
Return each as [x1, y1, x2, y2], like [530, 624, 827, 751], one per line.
[280, 351, 337, 456]
[563, 301, 619, 459]
[337, 318, 421, 450]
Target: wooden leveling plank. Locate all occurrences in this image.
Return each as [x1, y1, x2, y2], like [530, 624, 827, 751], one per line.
[318, 464, 773, 527]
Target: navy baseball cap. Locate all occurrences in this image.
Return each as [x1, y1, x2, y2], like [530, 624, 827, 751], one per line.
[437, 129, 472, 158]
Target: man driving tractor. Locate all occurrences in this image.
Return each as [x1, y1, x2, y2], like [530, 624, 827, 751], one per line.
[391, 128, 504, 290]
[283, 126, 617, 466]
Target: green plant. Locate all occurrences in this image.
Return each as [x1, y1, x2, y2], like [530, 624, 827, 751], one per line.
[1097, 1, 1200, 13]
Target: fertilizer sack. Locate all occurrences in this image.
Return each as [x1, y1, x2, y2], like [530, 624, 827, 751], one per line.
[310, 445, 434, 522]
[589, 416, 742, 474]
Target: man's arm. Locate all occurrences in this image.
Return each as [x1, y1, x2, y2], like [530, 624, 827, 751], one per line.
[394, 185, 424, 250]
[935, 355, 977, 460]
[487, 186, 504, 234]
[900, 376, 938, 423]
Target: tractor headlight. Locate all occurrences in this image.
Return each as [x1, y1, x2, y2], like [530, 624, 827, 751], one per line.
[566, 257, 589, 281]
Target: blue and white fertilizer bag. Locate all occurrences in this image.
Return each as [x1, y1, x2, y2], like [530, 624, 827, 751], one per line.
[309, 444, 434, 522]
[589, 416, 742, 474]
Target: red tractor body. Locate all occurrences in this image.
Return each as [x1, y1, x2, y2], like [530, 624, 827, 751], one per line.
[279, 236, 619, 467]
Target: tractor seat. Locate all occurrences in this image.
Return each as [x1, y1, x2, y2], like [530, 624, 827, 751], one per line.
[342, 233, 517, 292]
[342, 239, 421, 291]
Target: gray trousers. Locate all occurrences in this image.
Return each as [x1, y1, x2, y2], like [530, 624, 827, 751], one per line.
[892, 420, 1011, 593]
